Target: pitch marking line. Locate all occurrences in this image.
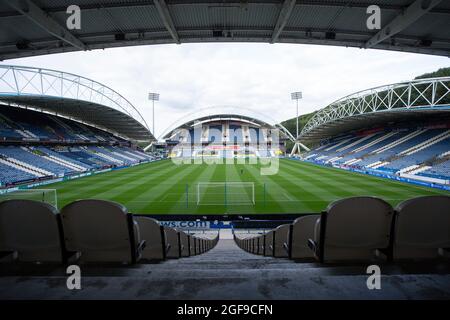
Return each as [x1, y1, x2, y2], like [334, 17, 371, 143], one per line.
[283, 193, 294, 200]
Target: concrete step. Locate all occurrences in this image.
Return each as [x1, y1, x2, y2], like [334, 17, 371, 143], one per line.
[1, 238, 449, 300]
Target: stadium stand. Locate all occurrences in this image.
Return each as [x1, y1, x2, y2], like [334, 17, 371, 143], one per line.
[0, 160, 37, 185]
[0, 106, 154, 187]
[297, 76, 450, 189]
[163, 114, 289, 160]
[303, 125, 450, 185]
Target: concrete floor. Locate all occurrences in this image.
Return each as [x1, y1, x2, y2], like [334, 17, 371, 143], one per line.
[1, 239, 449, 299]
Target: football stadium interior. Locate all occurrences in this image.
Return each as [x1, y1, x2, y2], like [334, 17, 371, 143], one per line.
[0, 0, 449, 301]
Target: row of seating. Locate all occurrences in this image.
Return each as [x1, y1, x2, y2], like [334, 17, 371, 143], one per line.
[0, 199, 218, 264]
[235, 196, 450, 263]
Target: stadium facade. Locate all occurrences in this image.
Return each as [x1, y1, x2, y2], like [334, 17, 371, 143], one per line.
[0, 1, 449, 301]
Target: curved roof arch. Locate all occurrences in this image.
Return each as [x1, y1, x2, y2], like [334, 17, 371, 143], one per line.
[161, 106, 295, 141]
[0, 1, 449, 60]
[0, 64, 154, 142]
[299, 76, 450, 142]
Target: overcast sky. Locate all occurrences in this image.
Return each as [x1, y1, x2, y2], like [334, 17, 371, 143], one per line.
[5, 43, 449, 138]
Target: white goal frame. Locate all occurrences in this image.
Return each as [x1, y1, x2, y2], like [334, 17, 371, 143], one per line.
[196, 182, 255, 205]
[0, 189, 58, 208]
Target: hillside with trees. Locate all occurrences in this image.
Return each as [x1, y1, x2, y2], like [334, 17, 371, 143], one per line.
[414, 67, 450, 79]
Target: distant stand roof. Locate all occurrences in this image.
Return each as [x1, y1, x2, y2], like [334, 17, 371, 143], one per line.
[0, 1, 449, 60]
[299, 76, 450, 142]
[0, 65, 154, 142]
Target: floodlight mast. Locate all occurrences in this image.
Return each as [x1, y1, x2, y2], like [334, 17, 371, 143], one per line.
[290, 92, 304, 157]
[291, 91, 302, 138]
[148, 92, 160, 138]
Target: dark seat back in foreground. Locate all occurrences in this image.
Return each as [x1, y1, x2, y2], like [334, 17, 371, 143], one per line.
[135, 216, 166, 261]
[264, 231, 274, 256]
[273, 224, 290, 257]
[61, 199, 144, 264]
[0, 199, 64, 263]
[179, 231, 190, 257]
[394, 196, 450, 260]
[287, 215, 320, 259]
[309, 197, 393, 263]
[164, 226, 180, 258]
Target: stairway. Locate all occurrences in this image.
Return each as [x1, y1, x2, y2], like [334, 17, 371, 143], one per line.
[111, 150, 136, 162]
[0, 157, 46, 177]
[407, 165, 432, 175]
[124, 150, 145, 160]
[400, 164, 432, 175]
[15, 129, 35, 139]
[40, 151, 85, 172]
[84, 147, 123, 165]
[367, 161, 390, 169]
[374, 129, 426, 154]
[324, 138, 352, 151]
[336, 134, 375, 153]
[50, 116, 73, 132]
[399, 130, 450, 156]
[201, 125, 209, 143]
[344, 158, 362, 165]
[2, 237, 449, 300]
[326, 156, 342, 163]
[352, 131, 398, 153]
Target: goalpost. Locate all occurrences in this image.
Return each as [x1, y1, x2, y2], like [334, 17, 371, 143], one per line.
[0, 189, 58, 208]
[197, 182, 255, 206]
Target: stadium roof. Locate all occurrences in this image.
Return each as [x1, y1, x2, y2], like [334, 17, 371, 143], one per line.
[299, 76, 450, 142]
[161, 107, 295, 141]
[0, 65, 154, 142]
[0, 0, 449, 60]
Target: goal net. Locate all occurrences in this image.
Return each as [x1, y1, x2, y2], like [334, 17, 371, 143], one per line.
[0, 189, 58, 208]
[197, 182, 255, 206]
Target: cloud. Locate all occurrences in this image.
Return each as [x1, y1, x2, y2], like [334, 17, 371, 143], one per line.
[4, 43, 449, 138]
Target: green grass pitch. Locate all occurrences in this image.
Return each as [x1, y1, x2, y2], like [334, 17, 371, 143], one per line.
[38, 158, 449, 215]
